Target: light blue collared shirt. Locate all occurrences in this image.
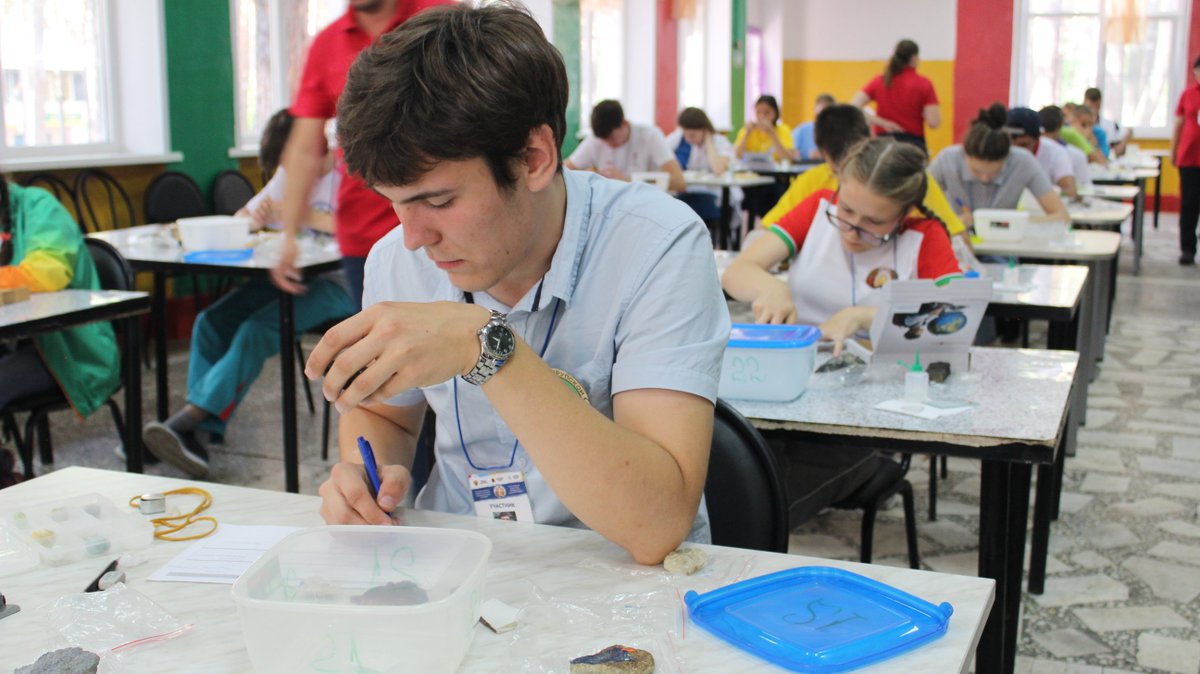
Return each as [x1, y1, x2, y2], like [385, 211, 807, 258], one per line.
[364, 169, 730, 541]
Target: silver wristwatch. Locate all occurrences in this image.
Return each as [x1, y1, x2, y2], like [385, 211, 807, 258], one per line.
[462, 310, 516, 385]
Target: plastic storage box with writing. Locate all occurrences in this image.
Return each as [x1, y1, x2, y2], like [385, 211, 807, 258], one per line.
[231, 526, 491, 674]
[0, 493, 153, 571]
[972, 209, 1029, 242]
[719, 323, 821, 402]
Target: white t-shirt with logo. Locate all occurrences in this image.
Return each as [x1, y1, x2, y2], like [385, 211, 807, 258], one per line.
[567, 123, 676, 177]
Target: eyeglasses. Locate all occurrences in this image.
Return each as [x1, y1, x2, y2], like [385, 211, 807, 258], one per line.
[825, 201, 903, 246]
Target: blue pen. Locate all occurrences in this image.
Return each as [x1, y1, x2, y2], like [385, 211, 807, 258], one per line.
[357, 436, 382, 498]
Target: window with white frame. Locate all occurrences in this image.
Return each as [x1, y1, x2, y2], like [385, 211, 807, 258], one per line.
[1014, 0, 1190, 135]
[1, 0, 112, 152]
[678, 1, 707, 112]
[579, 0, 624, 134]
[230, 0, 344, 150]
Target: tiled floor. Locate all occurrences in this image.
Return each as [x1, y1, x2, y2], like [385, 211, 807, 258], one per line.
[14, 213, 1200, 673]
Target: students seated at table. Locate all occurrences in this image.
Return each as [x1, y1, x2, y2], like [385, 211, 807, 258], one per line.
[928, 104, 1069, 231]
[723, 138, 961, 352]
[762, 105, 965, 240]
[141, 110, 354, 478]
[0, 176, 120, 422]
[1072, 105, 1110, 160]
[792, 93, 835, 161]
[1084, 87, 1125, 155]
[1039, 105, 1093, 191]
[565, 99, 686, 192]
[1007, 106, 1078, 199]
[1060, 103, 1109, 167]
[665, 107, 735, 226]
[850, 39, 941, 155]
[312, 4, 728, 564]
[734, 94, 799, 163]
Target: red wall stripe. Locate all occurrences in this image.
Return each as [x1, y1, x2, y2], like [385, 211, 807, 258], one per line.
[953, 0, 1015, 142]
[1189, 0, 1200, 66]
[655, 0, 679, 132]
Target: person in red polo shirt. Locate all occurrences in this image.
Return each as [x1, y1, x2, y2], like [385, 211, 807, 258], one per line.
[1171, 55, 1200, 266]
[271, 0, 452, 309]
[851, 39, 941, 156]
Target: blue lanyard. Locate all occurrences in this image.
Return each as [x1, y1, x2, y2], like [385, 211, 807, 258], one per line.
[452, 284, 561, 472]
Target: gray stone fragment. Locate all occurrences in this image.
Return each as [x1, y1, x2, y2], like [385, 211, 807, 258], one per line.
[15, 647, 100, 674]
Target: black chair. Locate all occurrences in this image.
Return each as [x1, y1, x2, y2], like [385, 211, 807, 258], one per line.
[829, 453, 921, 569]
[705, 399, 790, 553]
[144, 171, 208, 224]
[2, 239, 133, 478]
[74, 169, 137, 232]
[211, 170, 256, 215]
[20, 173, 82, 228]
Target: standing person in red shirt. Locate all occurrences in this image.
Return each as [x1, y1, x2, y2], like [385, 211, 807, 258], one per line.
[270, 0, 452, 309]
[1171, 55, 1200, 266]
[851, 39, 941, 156]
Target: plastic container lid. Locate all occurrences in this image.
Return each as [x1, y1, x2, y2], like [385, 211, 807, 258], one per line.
[684, 566, 953, 672]
[182, 249, 254, 263]
[728, 323, 822, 350]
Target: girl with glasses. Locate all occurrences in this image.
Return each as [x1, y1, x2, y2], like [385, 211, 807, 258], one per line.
[722, 138, 961, 355]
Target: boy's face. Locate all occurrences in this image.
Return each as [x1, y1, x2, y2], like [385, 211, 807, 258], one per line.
[1011, 134, 1037, 152]
[375, 158, 539, 294]
[601, 122, 631, 149]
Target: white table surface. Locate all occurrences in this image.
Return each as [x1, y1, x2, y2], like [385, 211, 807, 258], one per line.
[732, 347, 1078, 449]
[88, 224, 341, 269]
[982, 263, 1088, 312]
[1091, 166, 1159, 181]
[684, 171, 775, 188]
[1068, 199, 1133, 225]
[0, 290, 147, 331]
[1076, 184, 1140, 200]
[974, 229, 1120, 261]
[0, 468, 994, 674]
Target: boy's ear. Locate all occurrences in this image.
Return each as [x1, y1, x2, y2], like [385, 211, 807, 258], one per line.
[523, 124, 558, 192]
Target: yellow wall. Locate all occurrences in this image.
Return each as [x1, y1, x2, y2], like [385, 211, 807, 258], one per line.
[782, 59, 956, 158]
[1127, 138, 1177, 205]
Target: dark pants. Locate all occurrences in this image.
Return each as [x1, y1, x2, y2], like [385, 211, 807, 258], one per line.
[762, 430, 880, 525]
[880, 132, 928, 157]
[743, 183, 787, 220]
[1180, 166, 1200, 259]
[0, 344, 57, 410]
[340, 256, 367, 312]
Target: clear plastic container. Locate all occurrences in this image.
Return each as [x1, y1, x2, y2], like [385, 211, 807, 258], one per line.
[231, 526, 492, 674]
[0, 493, 153, 571]
[719, 324, 822, 402]
[973, 209, 1029, 242]
[177, 215, 252, 250]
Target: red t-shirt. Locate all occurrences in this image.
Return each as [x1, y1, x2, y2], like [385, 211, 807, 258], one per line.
[862, 67, 939, 138]
[1175, 83, 1200, 168]
[774, 190, 960, 280]
[291, 0, 452, 257]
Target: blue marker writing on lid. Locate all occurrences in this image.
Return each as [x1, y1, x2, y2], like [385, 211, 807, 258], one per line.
[357, 436, 382, 499]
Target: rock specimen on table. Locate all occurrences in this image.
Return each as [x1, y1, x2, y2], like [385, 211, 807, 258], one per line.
[927, 361, 951, 384]
[15, 647, 100, 674]
[350, 580, 428, 606]
[663, 546, 708, 575]
[569, 645, 655, 673]
[815, 353, 866, 373]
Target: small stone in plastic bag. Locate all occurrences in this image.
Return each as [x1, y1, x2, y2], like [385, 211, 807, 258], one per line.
[663, 546, 708, 575]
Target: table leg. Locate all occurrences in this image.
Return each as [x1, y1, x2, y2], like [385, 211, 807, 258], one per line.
[123, 314, 143, 474]
[153, 273, 169, 422]
[977, 459, 1033, 674]
[1047, 302, 1087, 430]
[1153, 158, 1162, 230]
[280, 291, 299, 494]
[1029, 405, 1071, 594]
[1133, 178, 1145, 275]
[718, 186, 732, 250]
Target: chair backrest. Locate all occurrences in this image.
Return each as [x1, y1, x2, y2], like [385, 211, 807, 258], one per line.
[84, 238, 133, 292]
[20, 173, 82, 227]
[73, 169, 136, 233]
[144, 171, 208, 224]
[705, 398, 790, 553]
[211, 170, 256, 215]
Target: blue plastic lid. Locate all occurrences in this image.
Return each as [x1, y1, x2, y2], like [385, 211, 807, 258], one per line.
[182, 249, 254, 264]
[728, 323, 822, 350]
[685, 566, 953, 672]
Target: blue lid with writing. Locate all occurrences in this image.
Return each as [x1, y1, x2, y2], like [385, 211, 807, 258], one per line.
[684, 566, 953, 672]
[728, 323, 821, 350]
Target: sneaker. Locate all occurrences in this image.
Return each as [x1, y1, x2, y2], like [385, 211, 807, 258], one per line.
[142, 422, 209, 478]
[1180, 255, 1196, 266]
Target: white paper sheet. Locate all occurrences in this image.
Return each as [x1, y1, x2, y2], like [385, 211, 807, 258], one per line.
[875, 398, 974, 420]
[147, 524, 299, 584]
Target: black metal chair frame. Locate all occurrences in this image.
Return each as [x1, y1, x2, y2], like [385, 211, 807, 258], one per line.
[211, 170, 256, 216]
[74, 169, 137, 233]
[20, 173, 83, 230]
[706, 399, 791, 553]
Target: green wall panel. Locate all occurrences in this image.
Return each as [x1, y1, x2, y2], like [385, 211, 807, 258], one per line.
[730, 0, 746, 135]
[553, 0, 582, 158]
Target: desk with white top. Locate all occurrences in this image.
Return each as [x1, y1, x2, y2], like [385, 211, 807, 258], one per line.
[732, 347, 1077, 674]
[684, 171, 774, 250]
[0, 468, 995, 674]
[0, 290, 150, 476]
[88, 225, 343, 493]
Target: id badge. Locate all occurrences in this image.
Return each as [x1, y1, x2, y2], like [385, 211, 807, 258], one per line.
[469, 470, 534, 522]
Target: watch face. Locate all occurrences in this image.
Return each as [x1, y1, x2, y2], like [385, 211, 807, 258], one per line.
[485, 324, 516, 357]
